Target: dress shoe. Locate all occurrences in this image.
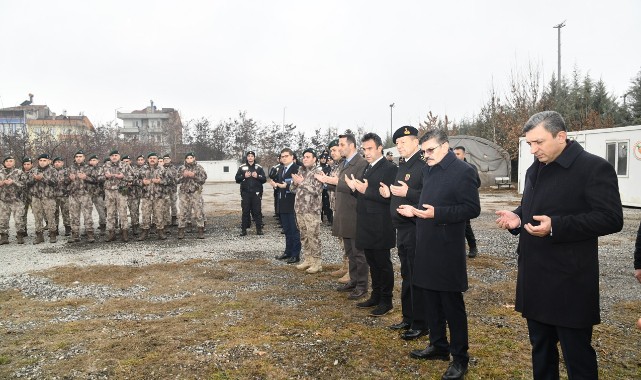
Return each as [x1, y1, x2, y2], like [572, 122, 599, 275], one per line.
[275, 253, 290, 260]
[356, 297, 379, 308]
[410, 345, 450, 361]
[401, 329, 428, 341]
[442, 361, 468, 380]
[468, 246, 478, 258]
[388, 321, 411, 331]
[347, 289, 367, 300]
[336, 283, 356, 292]
[369, 303, 393, 317]
[240, 229, 247, 236]
[286, 256, 300, 264]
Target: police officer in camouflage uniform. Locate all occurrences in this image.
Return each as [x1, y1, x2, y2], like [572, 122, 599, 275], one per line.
[121, 155, 141, 235]
[103, 150, 134, 242]
[235, 151, 266, 236]
[87, 155, 106, 233]
[65, 150, 96, 243]
[138, 153, 168, 241]
[162, 154, 178, 228]
[0, 156, 26, 244]
[52, 157, 71, 236]
[20, 157, 33, 237]
[291, 148, 325, 274]
[27, 154, 59, 244]
[176, 152, 207, 239]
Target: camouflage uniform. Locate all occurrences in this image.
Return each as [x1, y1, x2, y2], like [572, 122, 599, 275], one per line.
[103, 160, 134, 233]
[127, 165, 144, 232]
[27, 164, 58, 239]
[291, 164, 324, 270]
[0, 165, 26, 242]
[176, 161, 207, 229]
[65, 161, 95, 238]
[20, 168, 33, 236]
[139, 163, 168, 233]
[54, 166, 71, 235]
[87, 163, 106, 229]
[163, 162, 178, 227]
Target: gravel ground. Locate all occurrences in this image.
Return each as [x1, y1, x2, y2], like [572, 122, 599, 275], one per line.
[1, 183, 640, 317]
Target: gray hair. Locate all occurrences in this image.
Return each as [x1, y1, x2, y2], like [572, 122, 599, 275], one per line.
[419, 129, 449, 145]
[523, 111, 566, 136]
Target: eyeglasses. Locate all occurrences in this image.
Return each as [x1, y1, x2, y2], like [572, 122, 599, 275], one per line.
[423, 144, 442, 154]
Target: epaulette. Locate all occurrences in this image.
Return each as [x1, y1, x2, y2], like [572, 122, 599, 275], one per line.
[255, 164, 262, 168]
[240, 165, 248, 170]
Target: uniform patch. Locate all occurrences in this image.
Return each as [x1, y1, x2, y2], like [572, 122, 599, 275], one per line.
[404, 173, 411, 181]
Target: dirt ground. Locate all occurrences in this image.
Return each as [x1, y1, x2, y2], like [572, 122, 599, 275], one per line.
[0, 184, 640, 379]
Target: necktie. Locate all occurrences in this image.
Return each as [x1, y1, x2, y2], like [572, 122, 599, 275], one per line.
[364, 164, 372, 175]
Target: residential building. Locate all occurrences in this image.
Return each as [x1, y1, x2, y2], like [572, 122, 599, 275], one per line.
[117, 100, 183, 154]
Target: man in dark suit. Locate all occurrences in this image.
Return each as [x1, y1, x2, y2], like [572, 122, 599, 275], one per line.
[317, 134, 369, 300]
[496, 111, 623, 380]
[635, 221, 641, 284]
[398, 129, 480, 380]
[269, 148, 301, 264]
[380, 126, 427, 338]
[345, 132, 397, 316]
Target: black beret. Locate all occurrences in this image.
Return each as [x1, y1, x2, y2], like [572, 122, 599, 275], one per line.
[327, 139, 339, 149]
[121, 155, 131, 160]
[136, 155, 144, 159]
[386, 151, 394, 156]
[75, 150, 85, 156]
[302, 148, 317, 158]
[88, 154, 98, 160]
[185, 152, 196, 159]
[103, 157, 110, 163]
[147, 152, 158, 158]
[392, 126, 418, 142]
[22, 157, 32, 163]
[3, 155, 15, 162]
[246, 151, 256, 157]
[109, 149, 119, 156]
[38, 153, 50, 160]
[52, 157, 63, 163]
[163, 153, 171, 159]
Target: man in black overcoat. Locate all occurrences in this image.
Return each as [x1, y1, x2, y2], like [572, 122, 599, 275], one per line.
[380, 126, 427, 338]
[398, 129, 480, 380]
[496, 111, 623, 379]
[269, 148, 301, 264]
[346, 132, 398, 316]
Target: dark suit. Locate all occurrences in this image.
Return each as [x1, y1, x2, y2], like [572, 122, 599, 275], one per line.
[635, 221, 641, 271]
[512, 141, 622, 379]
[389, 150, 424, 327]
[332, 153, 369, 291]
[355, 157, 398, 305]
[277, 163, 301, 258]
[414, 151, 480, 365]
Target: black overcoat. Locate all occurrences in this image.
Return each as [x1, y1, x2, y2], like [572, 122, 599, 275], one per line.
[355, 158, 398, 250]
[414, 151, 481, 291]
[513, 141, 623, 328]
[390, 150, 424, 229]
[331, 154, 368, 239]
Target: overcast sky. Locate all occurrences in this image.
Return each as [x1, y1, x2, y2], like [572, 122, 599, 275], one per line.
[1, 0, 640, 138]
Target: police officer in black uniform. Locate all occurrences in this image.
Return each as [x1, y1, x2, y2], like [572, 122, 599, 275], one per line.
[319, 151, 333, 225]
[235, 151, 266, 236]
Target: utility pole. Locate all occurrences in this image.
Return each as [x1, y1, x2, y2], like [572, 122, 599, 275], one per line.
[389, 103, 395, 141]
[553, 21, 566, 90]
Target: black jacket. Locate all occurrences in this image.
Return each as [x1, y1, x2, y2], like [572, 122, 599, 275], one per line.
[275, 163, 299, 214]
[355, 158, 398, 250]
[235, 163, 266, 193]
[390, 150, 424, 228]
[635, 221, 641, 270]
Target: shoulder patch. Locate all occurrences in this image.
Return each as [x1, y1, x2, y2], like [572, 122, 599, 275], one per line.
[240, 165, 248, 170]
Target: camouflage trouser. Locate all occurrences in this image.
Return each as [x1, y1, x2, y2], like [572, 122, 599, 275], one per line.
[21, 197, 31, 232]
[105, 190, 128, 231]
[141, 197, 166, 230]
[32, 197, 56, 234]
[296, 213, 321, 260]
[91, 194, 106, 225]
[69, 193, 94, 234]
[178, 191, 204, 228]
[164, 191, 177, 226]
[128, 196, 140, 226]
[0, 199, 25, 235]
[54, 196, 70, 228]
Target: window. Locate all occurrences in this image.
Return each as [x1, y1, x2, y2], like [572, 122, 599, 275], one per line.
[223, 166, 229, 173]
[606, 141, 628, 176]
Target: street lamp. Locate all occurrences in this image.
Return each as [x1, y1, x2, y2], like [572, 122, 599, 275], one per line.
[389, 103, 395, 141]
